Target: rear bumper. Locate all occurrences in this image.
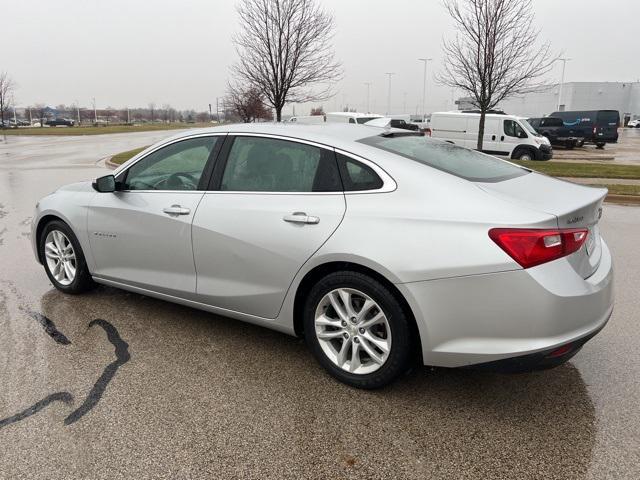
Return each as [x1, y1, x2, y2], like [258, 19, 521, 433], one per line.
[398, 239, 613, 368]
[465, 314, 610, 373]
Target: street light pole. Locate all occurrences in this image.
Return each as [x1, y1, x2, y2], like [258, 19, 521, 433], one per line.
[557, 58, 572, 111]
[418, 58, 433, 121]
[92, 97, 97, 123]
[385, 72, 395, 115]
[364, 82, 372, 113]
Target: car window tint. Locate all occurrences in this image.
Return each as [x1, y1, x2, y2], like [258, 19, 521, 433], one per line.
[124, 137, 218, 191]
[358, 134, 528, 183]
[220, 137, 341, 192]
[504, 120, 526, 138]
[336, 153, 383, 191]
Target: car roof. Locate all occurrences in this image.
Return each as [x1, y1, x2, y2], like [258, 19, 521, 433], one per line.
[165, 122, 395, 154]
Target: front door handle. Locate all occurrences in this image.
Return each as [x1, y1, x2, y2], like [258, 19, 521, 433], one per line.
[500, 135, 505, 141]
[283, 212, 320, 225]
[163, 204, 191, 216]
[491, 135, 496, 141]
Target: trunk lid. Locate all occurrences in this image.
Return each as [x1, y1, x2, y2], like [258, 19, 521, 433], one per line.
[477, 172, 606, 278]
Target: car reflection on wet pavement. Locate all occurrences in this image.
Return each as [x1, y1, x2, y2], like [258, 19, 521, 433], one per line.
[1, 132, 639, 479]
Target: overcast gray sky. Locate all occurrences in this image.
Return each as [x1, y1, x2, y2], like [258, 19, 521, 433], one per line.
[4, 0, 639, 115]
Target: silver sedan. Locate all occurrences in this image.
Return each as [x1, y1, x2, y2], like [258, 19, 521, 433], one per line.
[32, 123, 614, 388]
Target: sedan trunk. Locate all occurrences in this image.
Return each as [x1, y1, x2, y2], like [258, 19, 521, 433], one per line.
[476, 172, 606, 278]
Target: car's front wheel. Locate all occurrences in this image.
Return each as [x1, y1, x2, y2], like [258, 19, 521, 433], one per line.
[304, 271, 412, 389]
[40, 220, 95, 294]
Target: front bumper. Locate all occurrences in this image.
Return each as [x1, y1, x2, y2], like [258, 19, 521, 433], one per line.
[398, 239, 613, 368]
[536, 144, 553, 160]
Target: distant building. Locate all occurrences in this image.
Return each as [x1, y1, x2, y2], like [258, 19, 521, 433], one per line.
[456, 82, 640, 125]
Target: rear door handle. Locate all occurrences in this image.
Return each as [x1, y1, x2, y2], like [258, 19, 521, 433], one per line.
[163, 204, 191, 215]
[283, 212, 320, 225]
[500, 135, 505, 141]
[491, 135, 496, 141]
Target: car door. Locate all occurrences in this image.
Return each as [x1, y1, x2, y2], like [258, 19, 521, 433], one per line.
[192, 134, 346, 318]
[500, 119, 528, 156]
[88, 134, 224, 298]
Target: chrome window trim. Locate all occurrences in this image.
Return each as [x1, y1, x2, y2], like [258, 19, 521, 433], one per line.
[113, 132, 228, 176]
[113, 132, 228, 193]
[211, 132, 396, 195]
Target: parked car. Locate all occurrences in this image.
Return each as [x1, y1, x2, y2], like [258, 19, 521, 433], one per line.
[527, 117, 584, 149]
[549, 110, 619, 148]
[325, 112, 383, 124]
[364, 117, 420, 131]
[627, 119, 640, 128]
[32, 123, 613, 388]
[46, 118, 75, 127]
[430, 111, 553, 160]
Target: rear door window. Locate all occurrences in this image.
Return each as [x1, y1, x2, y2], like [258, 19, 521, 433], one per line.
[219, 136, 341, 192]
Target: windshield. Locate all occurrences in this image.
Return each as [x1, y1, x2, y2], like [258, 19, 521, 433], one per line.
[358, 135, 529, 182]
[520, 119, 540, 136]
[356, 117, 380, 124]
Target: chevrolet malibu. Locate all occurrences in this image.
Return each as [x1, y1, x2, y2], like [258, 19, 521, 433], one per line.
[32, 124, 614, 388]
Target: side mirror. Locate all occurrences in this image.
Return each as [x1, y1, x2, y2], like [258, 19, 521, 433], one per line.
[92, 174, 116, 193]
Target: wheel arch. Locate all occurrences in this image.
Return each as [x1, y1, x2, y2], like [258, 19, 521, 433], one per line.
[292, 260, 423, 363]
[511, 144, 538, 160]
[35, 214, 67, 263]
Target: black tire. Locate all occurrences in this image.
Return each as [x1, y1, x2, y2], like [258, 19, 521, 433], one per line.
[596, 142, 605, 149]
[513, 148, 535, 161]
[303, 271, 412, 389]
[39, 220, 95, 294]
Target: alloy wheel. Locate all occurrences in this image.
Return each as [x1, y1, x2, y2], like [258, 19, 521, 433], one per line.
[44, 230, 77, 286]
[314, 288, 392, 375]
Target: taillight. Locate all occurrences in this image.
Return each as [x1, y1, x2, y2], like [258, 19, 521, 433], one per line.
[593, 126, 597, 135]
[489, 228, 589, 268]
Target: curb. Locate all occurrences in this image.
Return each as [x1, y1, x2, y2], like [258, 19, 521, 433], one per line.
[104, 156, 119, 170]
[605, 194, 640, 206]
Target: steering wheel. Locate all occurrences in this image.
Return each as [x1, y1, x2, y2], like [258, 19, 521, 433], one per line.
[163, 172, 198, 190]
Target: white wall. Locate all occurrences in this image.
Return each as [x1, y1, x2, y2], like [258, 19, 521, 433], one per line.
[459, 82, 640, 121]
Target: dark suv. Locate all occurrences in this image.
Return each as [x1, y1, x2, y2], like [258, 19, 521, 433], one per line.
[527, 117, 583, 149]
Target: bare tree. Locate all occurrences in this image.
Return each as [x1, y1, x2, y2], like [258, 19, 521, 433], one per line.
[232, 0, 342, 121]
[0, 72, 15, 128]
[148, 102, 156, 122]
[34, 103, 48, 127]
[438, 0, 557, 150]
[227, 84, 272, 123]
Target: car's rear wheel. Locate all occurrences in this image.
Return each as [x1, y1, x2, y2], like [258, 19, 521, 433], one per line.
[40, 220, 95, 294]
[303, 271, 412, 389]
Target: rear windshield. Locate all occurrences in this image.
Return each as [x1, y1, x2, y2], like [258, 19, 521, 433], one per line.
[597, 111, 619, 126]
[358, 135, 528, 183]
[356, 117, 380, 124]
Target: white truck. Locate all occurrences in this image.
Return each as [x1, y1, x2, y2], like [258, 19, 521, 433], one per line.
[429, 111, 552, 161]
[325, 112, 383, 124]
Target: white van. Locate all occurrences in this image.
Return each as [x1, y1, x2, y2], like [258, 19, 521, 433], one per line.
[325, 112, 383, 125]
[430, 111, 552, 160]
[288, 115, 325, 124]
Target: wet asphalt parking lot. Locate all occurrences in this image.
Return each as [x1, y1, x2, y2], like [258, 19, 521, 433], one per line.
[0, 131, 639, 479]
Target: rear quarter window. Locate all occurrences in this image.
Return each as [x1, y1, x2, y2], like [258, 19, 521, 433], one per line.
[358, 134, 528, 183]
